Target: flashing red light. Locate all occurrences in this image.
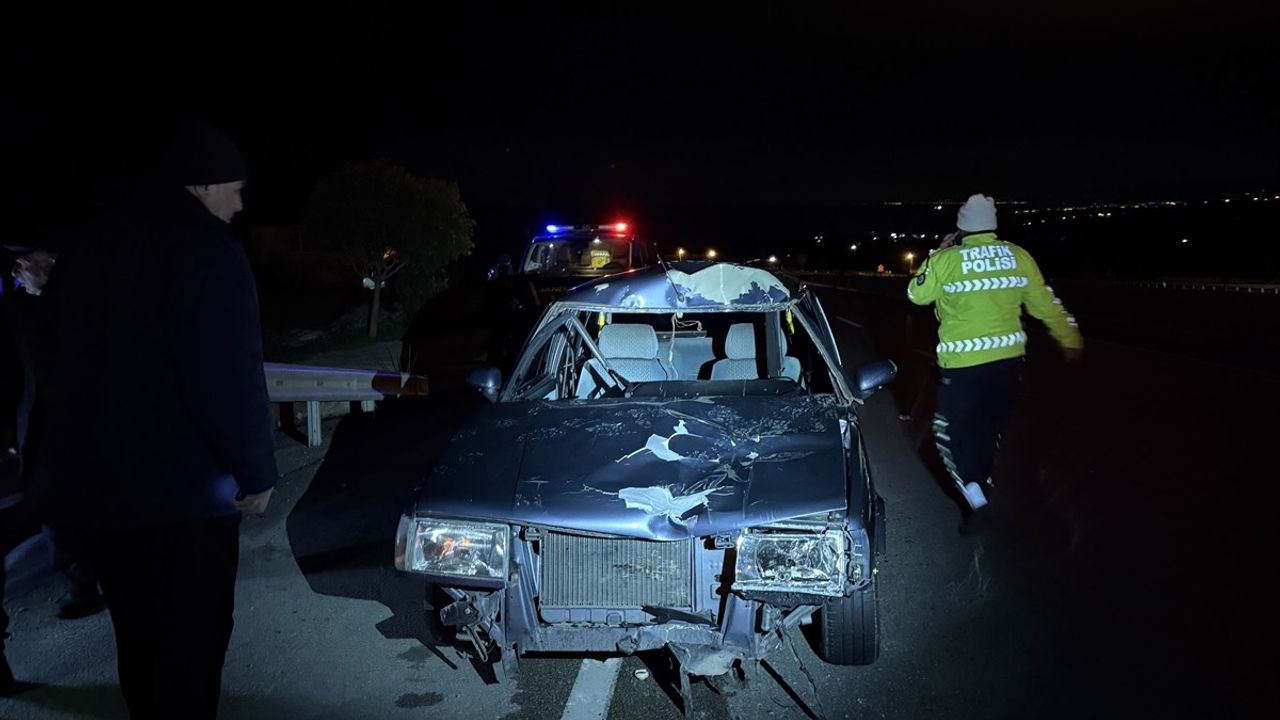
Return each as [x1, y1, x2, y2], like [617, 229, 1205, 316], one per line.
[614, 222, 629, 233]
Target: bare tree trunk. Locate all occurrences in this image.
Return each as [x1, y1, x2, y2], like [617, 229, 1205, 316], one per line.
[368, 284, 382, 339]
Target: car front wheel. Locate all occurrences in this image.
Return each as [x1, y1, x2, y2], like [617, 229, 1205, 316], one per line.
[816, 575, 879, 665]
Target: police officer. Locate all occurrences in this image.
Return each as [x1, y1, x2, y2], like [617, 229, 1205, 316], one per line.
[908, 194, 1083, 515]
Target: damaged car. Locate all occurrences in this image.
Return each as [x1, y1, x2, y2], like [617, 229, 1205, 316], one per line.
[395, 261, 894, 693]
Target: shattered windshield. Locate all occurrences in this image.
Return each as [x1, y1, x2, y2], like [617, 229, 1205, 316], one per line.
[505, 304, 845, 403]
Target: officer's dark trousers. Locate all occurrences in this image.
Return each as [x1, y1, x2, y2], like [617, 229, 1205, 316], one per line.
[933, 357, 1023, 495]
[1, 504, 40, 653]
[73, 514, 240, 720]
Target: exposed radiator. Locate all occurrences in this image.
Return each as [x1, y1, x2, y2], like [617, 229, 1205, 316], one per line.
[540, 532, 693, 608]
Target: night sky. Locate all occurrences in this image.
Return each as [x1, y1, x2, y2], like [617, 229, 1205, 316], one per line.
[5, 3, 1277, 233]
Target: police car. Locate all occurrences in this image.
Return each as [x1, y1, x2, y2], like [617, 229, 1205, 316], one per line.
[487, 223, 659, 366]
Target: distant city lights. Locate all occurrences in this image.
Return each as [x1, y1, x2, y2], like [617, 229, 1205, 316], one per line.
[691, 192, 1271, 267]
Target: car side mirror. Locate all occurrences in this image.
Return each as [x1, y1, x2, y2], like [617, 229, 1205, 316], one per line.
[466, 367, 502, 403]
[852, 359, 897, 399]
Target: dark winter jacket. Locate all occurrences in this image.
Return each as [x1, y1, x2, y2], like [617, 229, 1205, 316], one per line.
[31, 186, 277, 529]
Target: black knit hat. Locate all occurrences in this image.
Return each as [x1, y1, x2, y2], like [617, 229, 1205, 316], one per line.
[164, 121, 246, 186]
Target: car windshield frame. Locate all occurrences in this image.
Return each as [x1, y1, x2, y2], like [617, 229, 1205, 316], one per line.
[502, 295, 855, 405]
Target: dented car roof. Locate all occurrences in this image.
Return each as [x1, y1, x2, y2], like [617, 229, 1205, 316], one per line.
[557, 261, 804, 310]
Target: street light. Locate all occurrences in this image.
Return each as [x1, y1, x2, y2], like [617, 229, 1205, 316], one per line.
[676, 247, 686, 259]
[768, 255, 778, 264]
[905, 252, 916, 274]
[707, 249, 718, 259]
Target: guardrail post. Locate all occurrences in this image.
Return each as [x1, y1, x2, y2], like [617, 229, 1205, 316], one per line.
[307, 400, 322, 447]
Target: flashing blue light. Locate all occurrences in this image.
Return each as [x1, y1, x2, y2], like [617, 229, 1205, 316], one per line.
[546, 224, 560, 233]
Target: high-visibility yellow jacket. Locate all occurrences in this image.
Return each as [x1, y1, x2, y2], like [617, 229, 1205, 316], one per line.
[907, 233, 1083, 369]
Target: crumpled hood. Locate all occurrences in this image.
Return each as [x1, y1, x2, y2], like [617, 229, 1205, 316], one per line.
[415, 394, 848, 540]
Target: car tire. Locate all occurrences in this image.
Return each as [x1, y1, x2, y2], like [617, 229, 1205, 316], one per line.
[816, 575, 879, 665]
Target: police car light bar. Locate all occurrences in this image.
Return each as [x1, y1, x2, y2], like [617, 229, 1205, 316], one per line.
[544, 223, 631, 235]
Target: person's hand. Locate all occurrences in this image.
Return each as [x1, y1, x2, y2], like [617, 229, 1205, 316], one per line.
[938, 231, 960, 250]
[235, 488, 274, 516]
[13, 251, 57, 295]
[1063, 347, 1084, 363]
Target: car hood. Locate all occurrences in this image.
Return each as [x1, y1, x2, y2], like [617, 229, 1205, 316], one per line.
[415, 394, 848, 540]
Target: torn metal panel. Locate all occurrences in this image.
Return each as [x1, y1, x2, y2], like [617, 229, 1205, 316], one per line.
[665, 264, 790, 306]
[670, 643, 740, 677]
[616, 487, 717, 523]
[417, 394, 847, 540]
[557, 261, 802, 311]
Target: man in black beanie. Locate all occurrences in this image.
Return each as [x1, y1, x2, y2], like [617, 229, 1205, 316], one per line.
[31, 121, 278, 719]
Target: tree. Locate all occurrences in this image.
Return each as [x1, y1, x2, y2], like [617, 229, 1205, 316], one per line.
[303, 160, 474, 338]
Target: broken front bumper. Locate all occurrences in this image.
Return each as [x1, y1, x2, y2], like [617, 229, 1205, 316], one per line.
[400, 521, 872, 676]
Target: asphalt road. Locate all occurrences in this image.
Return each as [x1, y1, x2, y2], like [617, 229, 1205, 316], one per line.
[2, 290, 1273, 719]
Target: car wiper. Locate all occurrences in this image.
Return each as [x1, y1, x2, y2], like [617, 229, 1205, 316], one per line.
[566, 315, 632, 395]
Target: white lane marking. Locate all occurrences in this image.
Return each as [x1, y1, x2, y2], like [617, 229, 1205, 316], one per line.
[560, 657, 624, 720]
[835, 316, 864, 328]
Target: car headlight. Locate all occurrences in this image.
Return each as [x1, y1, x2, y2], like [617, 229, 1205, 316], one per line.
[733, 528, 848, 596]
[395, 516, 508, 580]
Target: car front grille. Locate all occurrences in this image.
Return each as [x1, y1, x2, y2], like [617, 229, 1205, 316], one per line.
[540, 532, 692, 608]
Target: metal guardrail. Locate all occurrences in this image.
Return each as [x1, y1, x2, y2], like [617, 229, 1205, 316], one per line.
[264, 362, 429, 446]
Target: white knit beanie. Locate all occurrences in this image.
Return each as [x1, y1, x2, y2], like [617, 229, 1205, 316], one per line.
[956, 194, 997, 232]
